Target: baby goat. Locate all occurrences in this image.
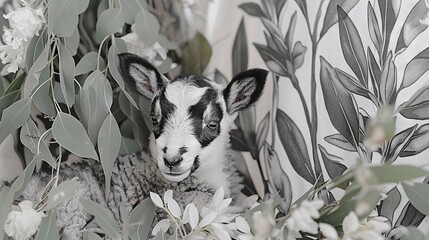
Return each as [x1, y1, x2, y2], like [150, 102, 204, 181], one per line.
[19, 53, 267, 239]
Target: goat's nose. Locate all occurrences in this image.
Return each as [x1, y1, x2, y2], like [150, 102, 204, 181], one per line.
[163, 156, 183, 168]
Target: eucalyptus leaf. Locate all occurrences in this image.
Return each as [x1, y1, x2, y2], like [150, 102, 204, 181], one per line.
[75, 52, 98, 76]
[401, 227, 426, 240]
[35, 209, 60, 240]
[0, 98, 32, 145]
[120, 0, 148, 24]
[75, 86, 91, 130]
[134, 9, 160, 47]
[48, 0, 78, 37]
[33, 79, 56, 117]
[402, 182, 429, 215]
[80, 198, 121, 239]
[4, 73, 25, 95]
[370, 165, 429, 184]
[320, 0, 359, 39]
[46, 180, 78, 210]
[129, 198, 156, 240]
[24, 43, 49, 98]
[77, 0, 89, 14]
[96, 8, 124, 42]
[65, 27, 80, 56]
[276, 109, 316, 184]
[52, 112, 99, 160]
[58, 41, 75, 108]
[232, 18, 248, 76]
[97, 114, 121, 198]
[0, 90, 20, 120]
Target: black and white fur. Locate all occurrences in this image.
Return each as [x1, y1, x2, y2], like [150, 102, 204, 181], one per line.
[11, 53, 267, 239]
[119, 53, 267, 196]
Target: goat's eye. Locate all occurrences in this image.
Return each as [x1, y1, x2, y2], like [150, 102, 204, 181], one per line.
[207, 121, 218, 129]
[151, 115, 158, 124]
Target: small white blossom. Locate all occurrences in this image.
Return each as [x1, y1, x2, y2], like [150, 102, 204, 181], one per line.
[0, 2, 45, 74]
[342, 211, 390, 240]
[4, 200, 45, 240]
[285, 199, 324, 239]
[252, 210, 276, 240]
[319, 223, 339, 240]
[121, 25, 167, 67]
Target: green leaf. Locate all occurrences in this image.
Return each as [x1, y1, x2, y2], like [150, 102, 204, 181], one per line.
[120, 0, 148, 24]
[46, 180, 78, 210]
[58, 41, 75, 108]
[385, 125, 416, 163]
[402, 182, 429, 216]
[291, 41, 306, 71]
[20, 119, 56, 167]
[239, 3, 265, 17]
[0, 90, 20, 120]
[338, 6, 368, 87]
[4, 73, 25, 96]
[320, 57, 359, 146]
[83, 71, 112, 144]
[96, 8, 124, 42]
[26, 31, 47, 71]
[134, 9, 160, 46]
[334, 68, 370, 99]
[285, 12, 297, 50]
[97, 114, 121, 198]
[401, 227, 426, 240]
[396, 0, 427, 52]
[379, 53, 397, 105]
[80, 199, 121, 239]
[65, 27, 80, 56]
[368, 48, 381, 97]
[294, 0, 308, 19]
[232, 18, 248, 76]
[371, 165, 429, 184]
[52, 112, 99, 160]
[320, 0, 359, 39]
[48, 0, 78, 37]
[35, 210, 60, 240]
[401, 47, 429, 89]
[75, 52, 98, 76]
[379, 0, 401, 58]
[276, 109, 316, 184]
[129, 198, 156, 240]
[0, 98, 32, 145]
[77, 0, 89, 14]
[318, 145, 347, 179]
[181, 32, 212, 75]
[108, 42, 139, 109]
[24, 43, 49, 98]
[367, 2, 382, 52]
[33, 79, 56, 117]
[379, 187, 401, 224]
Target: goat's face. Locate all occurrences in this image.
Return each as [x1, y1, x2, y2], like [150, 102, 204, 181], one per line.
[119, 53, 267, 182]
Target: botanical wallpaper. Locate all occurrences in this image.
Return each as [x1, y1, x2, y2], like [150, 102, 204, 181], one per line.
[220, 0, 429, 233]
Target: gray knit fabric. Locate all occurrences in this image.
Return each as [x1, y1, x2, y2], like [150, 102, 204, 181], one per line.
[20, 151, 243, 239]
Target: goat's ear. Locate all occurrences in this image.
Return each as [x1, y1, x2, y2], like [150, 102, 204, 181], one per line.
[118, 53, 166, 99]
[223, 69, 268, 114]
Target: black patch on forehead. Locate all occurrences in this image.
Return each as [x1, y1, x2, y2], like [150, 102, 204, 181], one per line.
[189, 89, 223, 147]
[172, 75, 212, 88]
[151, 88, 176, 138]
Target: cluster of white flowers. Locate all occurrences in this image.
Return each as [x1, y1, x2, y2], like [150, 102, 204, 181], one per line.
[0, 1, 45, 74]
[150, 187, 258, 239]
[4, 200, 45, 240]
[121, 25, 168, 67]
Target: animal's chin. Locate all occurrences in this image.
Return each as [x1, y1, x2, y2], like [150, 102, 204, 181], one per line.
[161, 169, 191, 182]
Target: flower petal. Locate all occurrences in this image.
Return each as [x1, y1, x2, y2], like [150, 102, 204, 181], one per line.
[150, 192, 164, 208]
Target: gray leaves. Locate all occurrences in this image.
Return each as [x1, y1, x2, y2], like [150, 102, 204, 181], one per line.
[80, 199, 121, 239]
[0, 98, 32, 145]
[96, 8, 124, 42]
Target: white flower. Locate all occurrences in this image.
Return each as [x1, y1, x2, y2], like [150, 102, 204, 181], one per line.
[285, 199, 324, 239]
[342, 211, 390, 240]
[319, 223, 339, 240]
[4, 200, 45, 240]
[121, 25, 167, 67]
[0, 1, 45, 74]
[253, 211, 275, 240]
